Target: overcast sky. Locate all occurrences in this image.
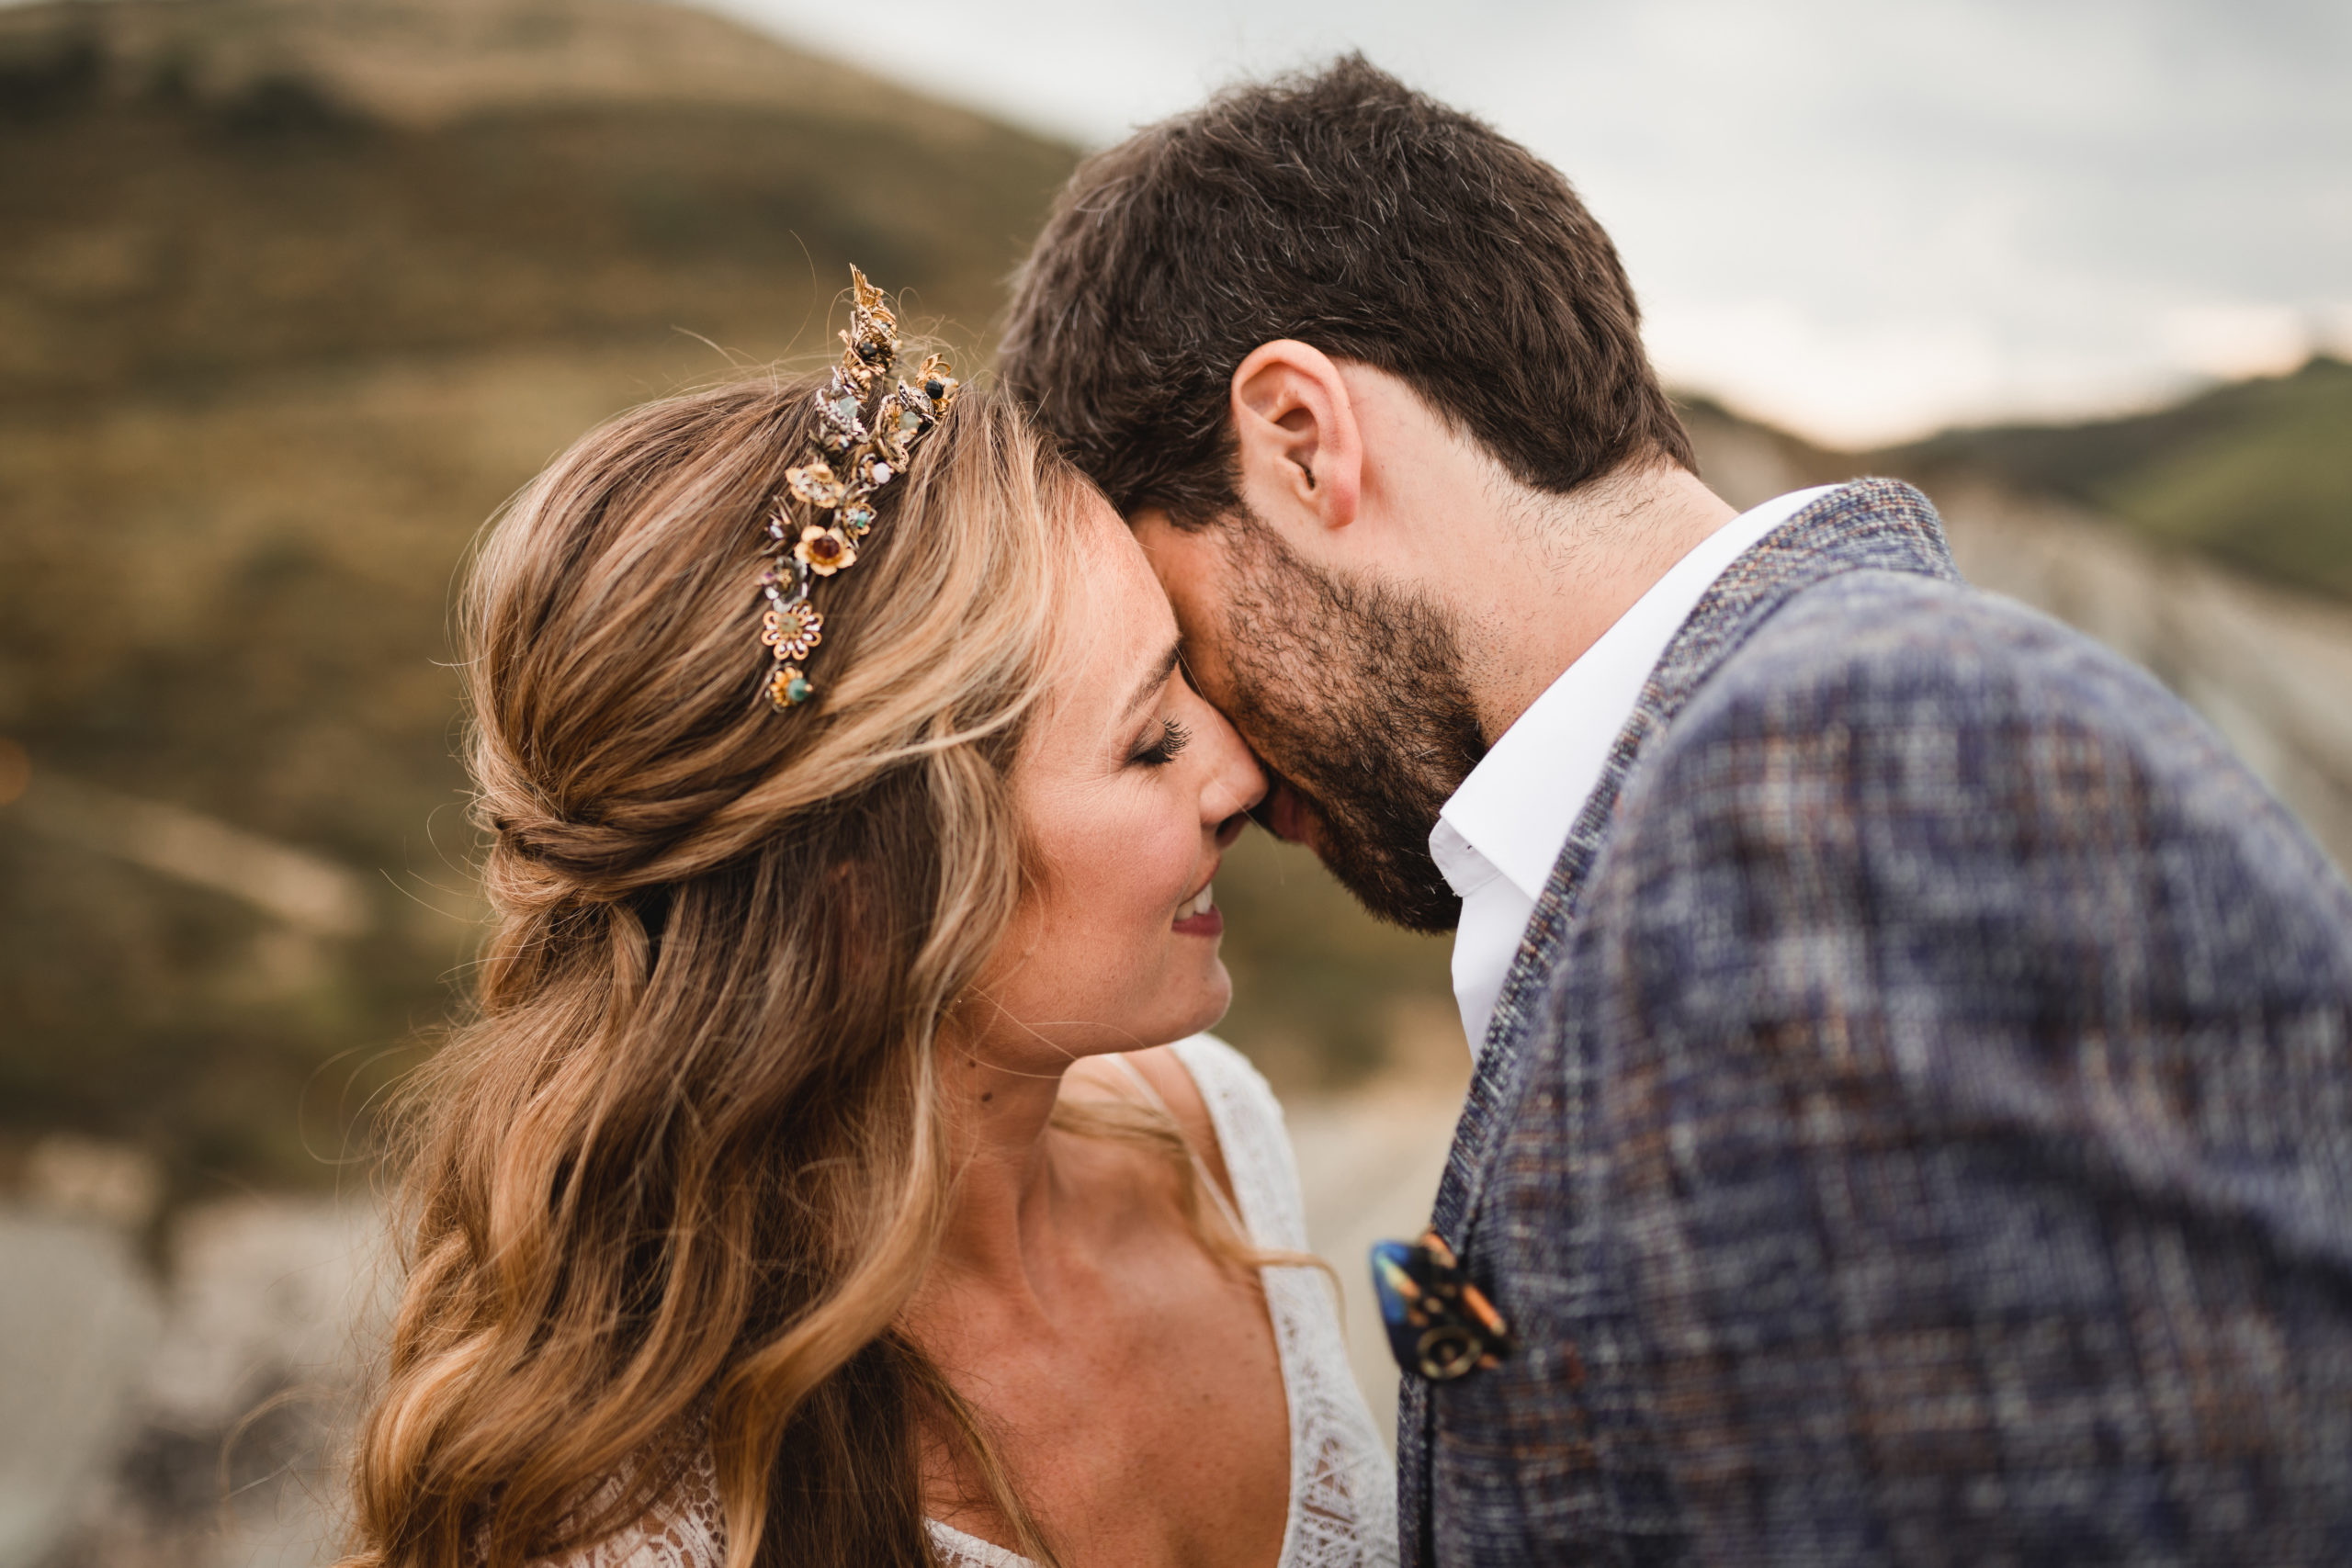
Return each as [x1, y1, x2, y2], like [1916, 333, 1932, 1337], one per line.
[707, 0, 2351, 446]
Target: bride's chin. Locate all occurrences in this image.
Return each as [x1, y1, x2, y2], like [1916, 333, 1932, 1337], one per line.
[1176, 964, 1233, 1037]
[1119, 966, 1232, 1052]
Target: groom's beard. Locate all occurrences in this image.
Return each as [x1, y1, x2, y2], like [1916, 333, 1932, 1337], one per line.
[1213, 518, 1484, 934]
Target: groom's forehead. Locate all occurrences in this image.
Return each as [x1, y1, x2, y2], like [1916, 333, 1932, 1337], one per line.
[1128, 507, 1238, 606]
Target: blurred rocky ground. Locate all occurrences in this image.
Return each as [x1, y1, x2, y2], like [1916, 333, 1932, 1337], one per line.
[2, 1144, 385, 1568]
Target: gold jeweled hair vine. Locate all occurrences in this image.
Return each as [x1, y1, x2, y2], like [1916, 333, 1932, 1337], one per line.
[755, 266, 961, 710]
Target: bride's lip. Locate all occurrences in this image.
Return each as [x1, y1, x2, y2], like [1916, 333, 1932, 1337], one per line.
[1174, 862, 1222, 935]
[1173, 904, 1225, 938]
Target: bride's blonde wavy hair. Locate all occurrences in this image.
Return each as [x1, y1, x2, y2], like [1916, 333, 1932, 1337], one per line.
[343, 378, 1231, 1568]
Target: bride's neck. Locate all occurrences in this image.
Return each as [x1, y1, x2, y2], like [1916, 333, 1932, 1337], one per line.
[922, 1039, 1086, 1305]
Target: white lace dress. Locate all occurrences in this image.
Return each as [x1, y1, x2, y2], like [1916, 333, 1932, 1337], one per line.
[541, 1034, 1397, 1568]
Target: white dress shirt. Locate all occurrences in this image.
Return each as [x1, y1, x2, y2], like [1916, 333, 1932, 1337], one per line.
[1428, 485, 1843, 1055]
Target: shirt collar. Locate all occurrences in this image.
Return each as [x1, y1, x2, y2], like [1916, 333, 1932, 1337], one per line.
[1431, 485, 1842, 904]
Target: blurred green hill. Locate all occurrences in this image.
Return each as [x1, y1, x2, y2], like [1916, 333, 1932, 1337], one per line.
[1879, 356, 2352, 599]
[0, 0, 1456, 1201]
[0, 0, 1076, 397]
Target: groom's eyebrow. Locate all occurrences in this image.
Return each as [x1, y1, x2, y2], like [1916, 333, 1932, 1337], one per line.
[1123, 640, 1182, 717]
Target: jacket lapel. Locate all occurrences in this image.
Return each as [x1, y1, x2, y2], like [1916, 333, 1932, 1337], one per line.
[1398, 479, 1960, 1562]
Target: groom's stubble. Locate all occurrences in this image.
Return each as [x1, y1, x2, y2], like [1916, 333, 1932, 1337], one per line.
[1207, 513, 1483, 934]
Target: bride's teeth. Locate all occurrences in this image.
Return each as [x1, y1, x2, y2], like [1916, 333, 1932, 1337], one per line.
[1191, 885, 1215, 917]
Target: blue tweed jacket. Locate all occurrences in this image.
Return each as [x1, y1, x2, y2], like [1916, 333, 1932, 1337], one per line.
[1400, 479, 2352, 1565]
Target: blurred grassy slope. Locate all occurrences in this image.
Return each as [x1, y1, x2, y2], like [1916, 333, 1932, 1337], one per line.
[0, 0, 1459, 1196]
[0, 0, 1077, 398]
[1880, 356, 2352, 599]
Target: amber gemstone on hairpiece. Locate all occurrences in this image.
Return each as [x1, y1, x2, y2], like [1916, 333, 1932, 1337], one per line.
[796, 525, 855, 576]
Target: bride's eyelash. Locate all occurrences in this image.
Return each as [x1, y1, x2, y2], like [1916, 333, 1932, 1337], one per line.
[1135, 716, 1192, 767]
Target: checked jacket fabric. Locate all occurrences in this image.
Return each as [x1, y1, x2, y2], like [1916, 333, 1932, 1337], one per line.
[1399, 479, 2352, 1566]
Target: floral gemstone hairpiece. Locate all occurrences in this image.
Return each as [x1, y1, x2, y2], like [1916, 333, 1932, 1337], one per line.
[756, 266, 961, 710]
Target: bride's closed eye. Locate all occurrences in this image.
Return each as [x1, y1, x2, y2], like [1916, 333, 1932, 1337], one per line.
[1133, 716, 1193, 767]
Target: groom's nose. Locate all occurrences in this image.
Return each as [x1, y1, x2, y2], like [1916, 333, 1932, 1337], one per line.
[1250, 774, 1325, 854]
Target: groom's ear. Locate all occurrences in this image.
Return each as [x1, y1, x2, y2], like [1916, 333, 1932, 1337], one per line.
[1228, 341, 1362, 535]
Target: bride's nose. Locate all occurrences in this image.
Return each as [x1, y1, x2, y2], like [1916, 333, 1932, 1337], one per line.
[1193, 704, 1267, 832]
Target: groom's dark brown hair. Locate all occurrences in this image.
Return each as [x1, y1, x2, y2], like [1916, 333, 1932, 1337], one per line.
[999, 54, 1693, 529]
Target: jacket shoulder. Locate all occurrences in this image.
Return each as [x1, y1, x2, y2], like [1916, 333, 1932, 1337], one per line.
[1604, 564, 2352, 1009]
[1703, 567, 2181, 734]
[1662, 567, 2289, 842]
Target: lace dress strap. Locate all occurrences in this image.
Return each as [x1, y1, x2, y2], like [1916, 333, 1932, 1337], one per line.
[1163, 1035, 1310, 1251]
[1167, 1036, 1399, 1568]
[1106, 1049, 1255, 1244]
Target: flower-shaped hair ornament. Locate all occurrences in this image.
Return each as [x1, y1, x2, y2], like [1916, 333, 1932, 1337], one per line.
[752, 266, 960, 713]
[769, 665, 813, 708]
[786, 460, 845, 510]
[761, 602, 822, 661]
[812, 369, 869, 454]
[796, 525, 855, 576]
[912, 353, 960, 409]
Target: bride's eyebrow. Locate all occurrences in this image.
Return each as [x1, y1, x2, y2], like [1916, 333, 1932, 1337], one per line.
[1120, 640, 1182, 722]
